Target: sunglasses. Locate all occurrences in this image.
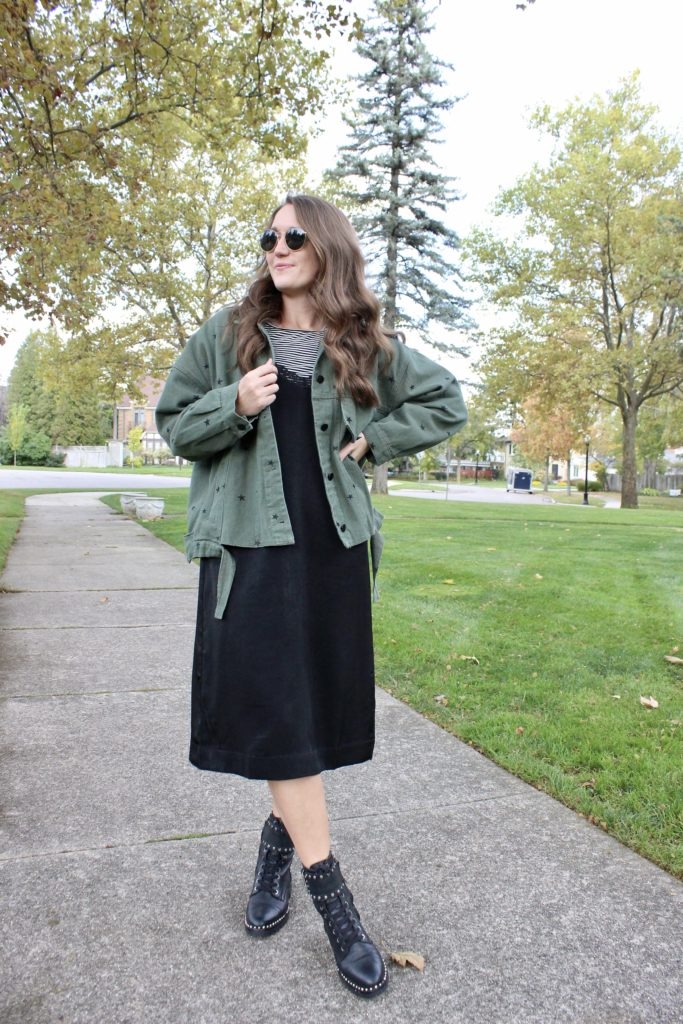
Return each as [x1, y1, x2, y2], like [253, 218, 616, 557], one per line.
[259, 227, 308, 252]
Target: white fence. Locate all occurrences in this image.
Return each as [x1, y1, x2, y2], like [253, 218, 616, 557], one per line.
[58, 442, 124, 468]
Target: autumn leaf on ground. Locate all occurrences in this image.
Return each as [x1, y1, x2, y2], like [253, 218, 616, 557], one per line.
[434, 694, 448, 706]
[458, 654, 480, 664]
[639, 695, 659, 709]
[664, 655, 683, 665]
[441, 579, 456, 585]
[390, 951, 425, 971]
[99, 596, 109, 604]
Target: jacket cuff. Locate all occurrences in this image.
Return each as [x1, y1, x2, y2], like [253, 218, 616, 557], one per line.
[362, 422, 393, 466]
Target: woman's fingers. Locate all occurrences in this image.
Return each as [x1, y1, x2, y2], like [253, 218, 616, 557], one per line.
[339, 433, 369, 462]
[236, 360, 279, 416]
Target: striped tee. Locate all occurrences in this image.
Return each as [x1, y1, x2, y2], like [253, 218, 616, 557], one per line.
[263, 323, 325, 379]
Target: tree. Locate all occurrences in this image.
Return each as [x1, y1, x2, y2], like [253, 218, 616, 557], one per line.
[325, 0, 471, 494]
[0, 0, 359, 336]
[9, 328, 108, 444]
[125, 425, 144, 467]
[509, 397, 584, 491]
[468, 77, 683, 508]
[96, 139, 307, 364]
[7, 331, 56, 438]
[6, 404, 28, 465]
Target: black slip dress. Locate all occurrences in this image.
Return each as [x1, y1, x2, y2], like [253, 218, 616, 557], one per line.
[189, 325, 376, 780]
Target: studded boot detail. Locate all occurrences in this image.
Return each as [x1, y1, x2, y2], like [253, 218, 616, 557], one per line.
[302, 854, 388, 998]
[244, 814, 295, 937]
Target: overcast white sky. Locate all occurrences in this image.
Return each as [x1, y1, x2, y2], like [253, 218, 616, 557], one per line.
[1, 0, 681, 384]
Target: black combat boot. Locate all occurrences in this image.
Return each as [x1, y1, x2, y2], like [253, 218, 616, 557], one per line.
[302, 854, 388, 998]
[244, 813, 295, 937]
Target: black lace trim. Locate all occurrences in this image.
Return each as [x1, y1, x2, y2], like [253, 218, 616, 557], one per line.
[277, 364, 312, 389]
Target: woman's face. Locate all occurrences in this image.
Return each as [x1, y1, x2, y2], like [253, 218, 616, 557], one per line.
[265, 204, 320, 297]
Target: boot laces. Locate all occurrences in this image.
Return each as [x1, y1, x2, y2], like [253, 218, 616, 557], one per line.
[324, 890, 366, 952]
[255, 847, 289, 897]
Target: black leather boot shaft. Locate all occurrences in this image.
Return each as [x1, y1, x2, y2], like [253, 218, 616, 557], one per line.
[302, 854, 388, 998]
[244, 814, 295, 937]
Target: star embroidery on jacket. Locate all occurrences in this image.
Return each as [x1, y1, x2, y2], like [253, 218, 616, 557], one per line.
[238, 495, 246, 501]
[204, 418, 211, 426]
[217, 377, 223, 384]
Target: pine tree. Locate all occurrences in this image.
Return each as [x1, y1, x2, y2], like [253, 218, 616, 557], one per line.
[328, 0, 470, 345]
[326, 0, 470, 493]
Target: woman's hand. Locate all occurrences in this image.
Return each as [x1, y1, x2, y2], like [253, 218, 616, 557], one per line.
[339, 433, 370, 463]
[236, 359, 279, 417]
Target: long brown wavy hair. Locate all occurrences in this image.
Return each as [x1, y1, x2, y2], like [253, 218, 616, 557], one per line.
[234, 193, 395, 407]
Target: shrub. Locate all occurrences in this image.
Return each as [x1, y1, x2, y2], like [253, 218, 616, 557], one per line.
[570, 478, 602, 492]
[0, 428, 63, 466]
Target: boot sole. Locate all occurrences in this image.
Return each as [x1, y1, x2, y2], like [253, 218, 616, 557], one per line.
[244, 908, 289, 938]
[338, 962, 388, 998]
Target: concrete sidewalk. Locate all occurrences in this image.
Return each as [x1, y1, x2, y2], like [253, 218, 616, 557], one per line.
[1, 492, 681, 1024]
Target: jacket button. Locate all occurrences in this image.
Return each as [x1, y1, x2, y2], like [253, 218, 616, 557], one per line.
[316, 374, 324, 383]
[320, 423, 329, 431]
[327, 472, 334, 480]
[340, 524, 347, 532]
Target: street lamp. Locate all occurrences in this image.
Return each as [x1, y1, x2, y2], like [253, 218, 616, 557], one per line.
[475, 450, 480, 485]
[583, 436, 590, 506]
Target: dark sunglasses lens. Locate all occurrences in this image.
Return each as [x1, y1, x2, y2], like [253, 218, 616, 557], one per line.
[260, 230, 277, 252]
[285, 228, 307, 251]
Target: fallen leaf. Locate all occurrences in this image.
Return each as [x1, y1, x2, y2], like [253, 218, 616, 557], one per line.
[671, 646, 680, 654]
[458, 654, 480, 665]
[612, 694, 621, 700]
[639, 695, 659, 709]
[99, 596, 109, 604]
[434, 694, 448, 706]
[664, 655, 683, 665]
[534, 573, 544, 579]
[441, 579, 456, 585]
[515, 726, 525, 734]
[390, 951, 425, 971]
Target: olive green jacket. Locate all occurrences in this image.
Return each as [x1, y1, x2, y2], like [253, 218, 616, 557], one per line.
[155, 304, 467, 616]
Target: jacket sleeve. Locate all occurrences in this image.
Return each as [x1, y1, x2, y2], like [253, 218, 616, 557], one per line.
[155, 313, 254, 461]
[362, 341, 467, 466]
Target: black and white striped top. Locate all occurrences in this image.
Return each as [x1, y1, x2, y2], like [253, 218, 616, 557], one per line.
[263, 323, 325, 379]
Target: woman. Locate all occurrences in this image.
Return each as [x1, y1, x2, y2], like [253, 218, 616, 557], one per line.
[156, 193, 467, 998]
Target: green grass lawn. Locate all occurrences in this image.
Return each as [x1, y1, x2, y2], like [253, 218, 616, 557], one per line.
[11, 489, 683, 878]
[371, 497, 683, 878]
[0, 491, 28, 574]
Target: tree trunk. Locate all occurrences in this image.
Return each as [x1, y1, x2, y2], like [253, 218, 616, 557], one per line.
[371, 463, 389, 495]
[620, 406, 639, 509]
[566, 449, 571, 495]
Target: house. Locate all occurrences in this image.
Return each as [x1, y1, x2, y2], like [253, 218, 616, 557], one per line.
[113, 377, 166, 455]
